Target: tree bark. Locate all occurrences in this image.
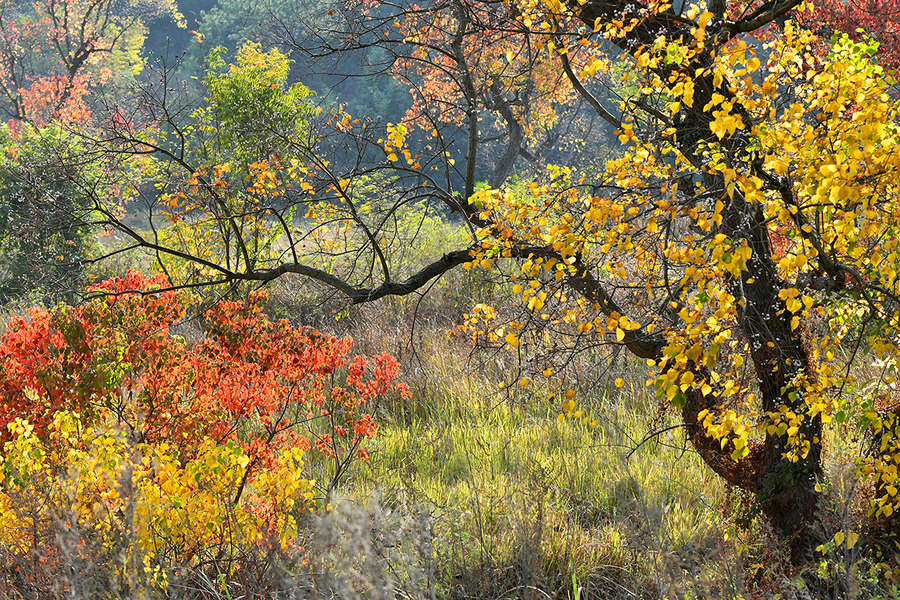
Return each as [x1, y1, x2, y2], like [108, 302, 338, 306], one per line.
[570, 0, 822, 549]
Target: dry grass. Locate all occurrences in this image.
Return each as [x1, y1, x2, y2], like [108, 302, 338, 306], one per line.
[1, 220, 898, 599]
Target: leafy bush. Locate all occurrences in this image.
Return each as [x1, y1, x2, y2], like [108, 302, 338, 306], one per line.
[0, 271, 409, 595]
[0, 123, 100, 303]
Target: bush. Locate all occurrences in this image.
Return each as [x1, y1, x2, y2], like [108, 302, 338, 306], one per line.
[0, 271, 409, 596]
[0, 122, 99, 303]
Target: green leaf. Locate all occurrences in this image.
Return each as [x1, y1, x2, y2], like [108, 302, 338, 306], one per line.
[731, 445, 750, 461]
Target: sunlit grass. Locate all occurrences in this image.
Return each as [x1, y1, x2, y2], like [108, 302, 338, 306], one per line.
[300, 317, 744, 598]
[0, 214, 895, 599]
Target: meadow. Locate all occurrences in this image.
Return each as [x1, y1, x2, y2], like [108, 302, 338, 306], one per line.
[0, 217, 892, 600]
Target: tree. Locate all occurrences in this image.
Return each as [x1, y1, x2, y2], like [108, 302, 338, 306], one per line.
[384, 0, 579, 191]
[0, 0, 183, 124]
[286, 0, 613, 193]
[0, 122, 104, 301]
[92, 42, 317, 291]
[53, 0, 900, 561]
[202, 43, 314, 162]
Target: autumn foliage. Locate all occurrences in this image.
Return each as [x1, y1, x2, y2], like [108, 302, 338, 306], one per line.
[5, 0, 900, 587]
[799, 0, 900, 72]
[0, 272, 408, 592]
[0, 0, 182, 124]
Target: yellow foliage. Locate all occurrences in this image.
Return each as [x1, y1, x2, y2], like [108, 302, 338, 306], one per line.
[0, 414, 312, 583]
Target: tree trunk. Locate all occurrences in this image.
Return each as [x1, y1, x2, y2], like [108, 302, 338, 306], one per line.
[723, 187, 821, 553]
[571, 0, 822, 549]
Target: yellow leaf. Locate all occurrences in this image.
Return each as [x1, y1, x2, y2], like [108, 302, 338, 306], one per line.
[616, 328, 625, 342]
[696, 11, 713, 27]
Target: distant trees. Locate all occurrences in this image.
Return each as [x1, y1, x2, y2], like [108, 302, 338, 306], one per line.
[0, 0, 183, 124]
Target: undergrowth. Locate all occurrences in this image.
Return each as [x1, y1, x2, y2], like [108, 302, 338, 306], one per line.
[0, 219, 897, 599]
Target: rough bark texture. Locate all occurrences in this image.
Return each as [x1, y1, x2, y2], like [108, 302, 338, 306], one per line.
[569, 0, 822, 551]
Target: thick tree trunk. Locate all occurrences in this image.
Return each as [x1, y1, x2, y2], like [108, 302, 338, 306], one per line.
[571, 0, 822, 549]
[723, 187, 821, 553]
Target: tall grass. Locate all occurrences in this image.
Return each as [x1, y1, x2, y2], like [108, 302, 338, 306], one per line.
[0, 217, 897, 598]
[335, 320, 736, 599]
